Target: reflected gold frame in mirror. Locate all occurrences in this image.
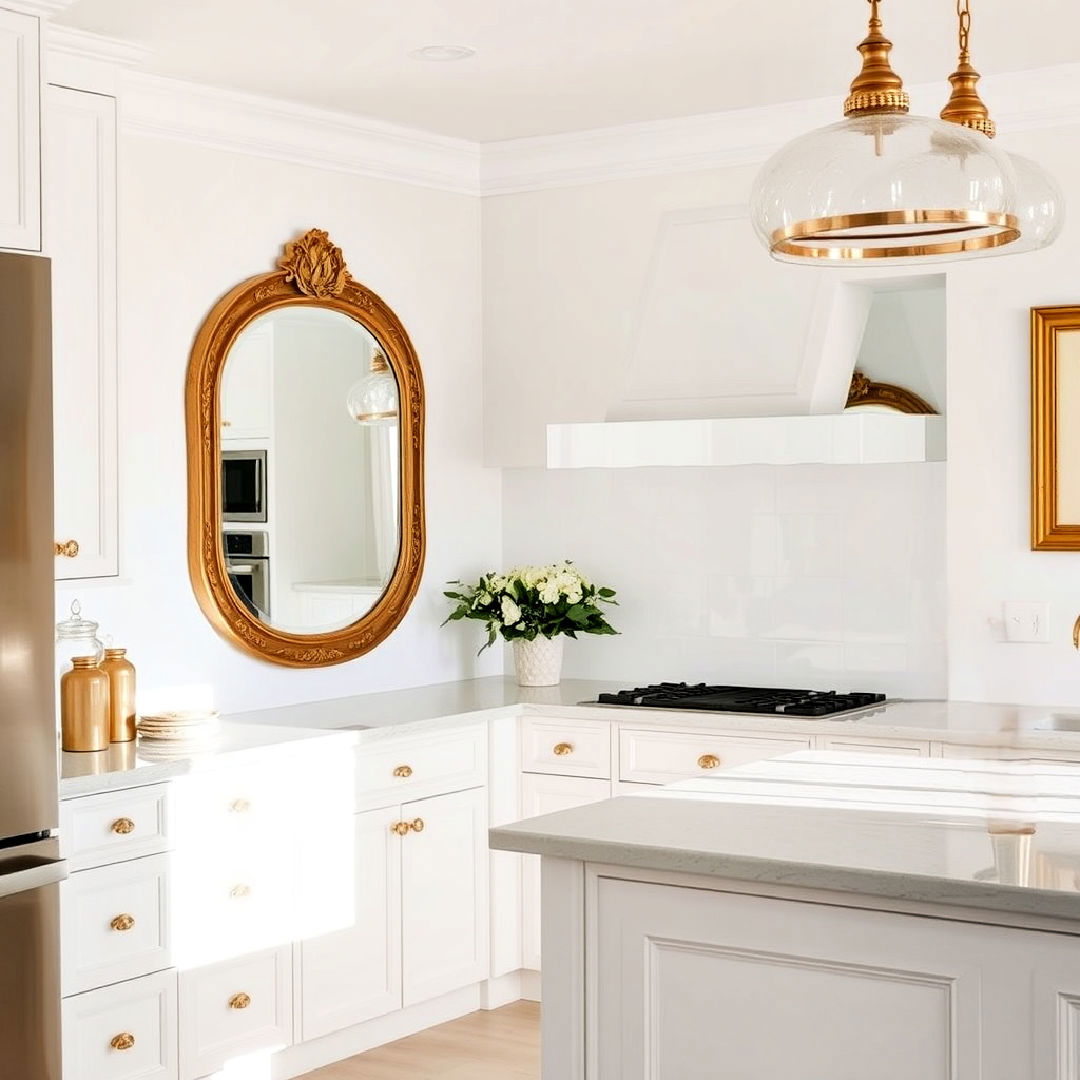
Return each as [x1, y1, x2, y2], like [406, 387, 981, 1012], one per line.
[185, 229, 425, 666]
[1032, 305, 1080, 551]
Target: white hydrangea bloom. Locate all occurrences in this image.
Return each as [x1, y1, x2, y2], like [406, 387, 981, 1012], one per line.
[501, 596, 522, 626]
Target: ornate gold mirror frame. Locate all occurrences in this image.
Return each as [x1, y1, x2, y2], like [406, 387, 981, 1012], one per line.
[185, 229, 425, 666]
[1032, 305, 1080, 551]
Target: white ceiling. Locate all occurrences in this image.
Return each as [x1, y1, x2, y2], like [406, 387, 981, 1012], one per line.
[58, 0, 1080, 142]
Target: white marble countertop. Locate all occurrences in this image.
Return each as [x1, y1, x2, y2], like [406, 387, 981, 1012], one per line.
[59, 722, 357, 799]
[490, 750, 1080, 922]
[62, 676, 1080, 800]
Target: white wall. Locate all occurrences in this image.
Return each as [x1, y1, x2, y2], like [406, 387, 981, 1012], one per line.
[56, 133, 501, 713]
[485, 123, 1080, 707]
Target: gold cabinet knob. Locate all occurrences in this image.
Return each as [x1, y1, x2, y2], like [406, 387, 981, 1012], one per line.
[110, 913, 135, 932]
[229, 798, 251, 813]
[392, 764, 413, 778]
[553, 742, 574, 756]
[228, 992, 251, 1010]
[697, 753, 721, 770]
[110, 1033, 135, 1051]
[390, 821, 410, 836]
[111, 817, 135, 835]
[55, 539, 80, 558]
[221, 420, 233, 427]
[229, 884, 251, 899]
[408, 818, 424, 833]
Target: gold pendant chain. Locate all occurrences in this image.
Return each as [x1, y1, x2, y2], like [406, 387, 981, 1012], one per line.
[957, 0, 972, 61]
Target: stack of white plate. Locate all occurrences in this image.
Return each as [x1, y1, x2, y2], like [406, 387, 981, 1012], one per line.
[136, 709, 220, 754]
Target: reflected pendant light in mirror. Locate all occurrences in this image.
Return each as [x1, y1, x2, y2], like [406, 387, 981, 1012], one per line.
[750, 0, 1020, 263]
[937, 0, 1063, 253]
[346, 348, 399, 425]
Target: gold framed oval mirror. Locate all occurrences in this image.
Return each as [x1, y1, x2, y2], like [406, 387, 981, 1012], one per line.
[186, 229, 425, 667]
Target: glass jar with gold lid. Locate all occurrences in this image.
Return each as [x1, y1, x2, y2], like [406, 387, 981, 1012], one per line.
[56, 600, 104, 677]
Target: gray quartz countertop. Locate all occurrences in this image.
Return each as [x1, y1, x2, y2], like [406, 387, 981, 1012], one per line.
[490, 750, 1080, 923]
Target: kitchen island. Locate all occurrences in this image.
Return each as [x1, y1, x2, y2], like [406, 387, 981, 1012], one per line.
[490, 751, 1080, 1079]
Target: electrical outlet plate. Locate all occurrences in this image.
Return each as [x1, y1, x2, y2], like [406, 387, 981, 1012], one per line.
[1003, 602, 1051, 643]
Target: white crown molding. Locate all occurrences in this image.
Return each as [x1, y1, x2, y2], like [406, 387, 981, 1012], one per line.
[480, 62, 1080, 195]
[47, 26, 150, 69]
[2, 0, 77, 15]
[119, 71, 482, 195]
[97, 59, 1080, 197]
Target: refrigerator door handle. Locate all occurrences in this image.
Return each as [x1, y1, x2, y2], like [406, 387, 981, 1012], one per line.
[0, 857, 67, 898]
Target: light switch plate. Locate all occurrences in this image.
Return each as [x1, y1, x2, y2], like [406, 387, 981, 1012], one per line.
[1003, 601, 1051, 643]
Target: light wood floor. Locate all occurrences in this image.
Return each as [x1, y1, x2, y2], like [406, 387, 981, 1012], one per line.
[299, 1002, 540, 1080]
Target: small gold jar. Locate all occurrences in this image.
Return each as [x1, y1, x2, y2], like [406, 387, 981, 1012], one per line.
[60, 656, 109, 752]
[100, 647, 137, 743]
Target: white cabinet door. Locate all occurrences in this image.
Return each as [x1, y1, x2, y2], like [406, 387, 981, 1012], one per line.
[521, 773, 610, 971]
[401, 786, 489, 1005]
[591, 878, 1037, 1080]
[0, 8, 40, 251]
[46, 85, 118, 579]
[220, 322, 273, 440]
[299, 806, 402, 1040]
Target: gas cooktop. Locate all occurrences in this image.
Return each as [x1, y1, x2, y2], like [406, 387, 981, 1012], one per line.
[593, 683, 888, 718]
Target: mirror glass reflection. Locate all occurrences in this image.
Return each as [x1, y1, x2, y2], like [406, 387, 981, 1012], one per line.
[219, 306, 401, 634]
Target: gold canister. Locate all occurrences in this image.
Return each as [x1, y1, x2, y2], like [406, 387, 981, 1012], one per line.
[101, 647, 137, 742]
[60, 656, 109, 752]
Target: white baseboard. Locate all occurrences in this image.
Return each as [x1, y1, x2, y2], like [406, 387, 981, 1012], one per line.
[520, 969, 541, 1002]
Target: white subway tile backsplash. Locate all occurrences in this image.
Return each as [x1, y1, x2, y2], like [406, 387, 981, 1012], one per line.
[502, 461, 946, 697]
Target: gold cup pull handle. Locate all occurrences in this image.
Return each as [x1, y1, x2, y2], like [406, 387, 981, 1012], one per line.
[408, 817, 424, 833]
[553, 742, 574, 756]
[697, 753, 721, 770]
[110, 913, 135, 932]
[393, 764, 413, 778]
[110, 1033, 135, 1051]
[390, 821, 410, 836]
[228, 992, 251, 1010]
[111, 817, 135, 835]
[55, 539, 80, 558]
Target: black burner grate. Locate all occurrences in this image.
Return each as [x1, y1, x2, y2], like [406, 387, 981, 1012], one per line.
[596, 683, 886, 717]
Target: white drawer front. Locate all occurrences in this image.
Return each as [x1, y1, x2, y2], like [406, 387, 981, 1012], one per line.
[619, 728, 811, 785]
[62, 855, 172, 997]
[62, 969, 178, 1080]
[179, 947, 292, 1080]
[818, 737, 931, 757]
[171, 851, 295, 969]
[355, 723, 486, 810]
[940, 743, 1080, 763]
[521, 715, 612, 778]
[62, 786, 171, 872]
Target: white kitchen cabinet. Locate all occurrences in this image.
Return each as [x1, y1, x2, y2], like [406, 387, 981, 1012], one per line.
[46, 84, 118, 579]
[588, 873, 1080, 1080]
[300, 806, 402, 1041]
[220, 321, 273, 440]
[521, 773, 610, 971]
[0, 7, 40, 251]
[401, 786, 489, 1006]
[818, 735, 931, 756]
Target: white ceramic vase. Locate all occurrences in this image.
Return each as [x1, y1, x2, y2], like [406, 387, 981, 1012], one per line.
[513, 635, 564, 687]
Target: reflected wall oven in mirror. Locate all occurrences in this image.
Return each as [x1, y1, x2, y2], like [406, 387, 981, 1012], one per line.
[186, 229, 425, 667]
[221, 450, 267, 522]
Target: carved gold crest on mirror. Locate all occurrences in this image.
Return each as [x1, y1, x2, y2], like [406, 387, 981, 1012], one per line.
[186, 229, 425, 666]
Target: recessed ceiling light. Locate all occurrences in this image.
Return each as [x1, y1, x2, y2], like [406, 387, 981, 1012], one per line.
[409, 44, 476, 62]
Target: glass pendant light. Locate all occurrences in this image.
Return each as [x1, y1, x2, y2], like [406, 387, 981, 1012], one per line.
[938, 0, 1063, 253]
[750, 0, 1020, 263]
[346, 348, 399, 425]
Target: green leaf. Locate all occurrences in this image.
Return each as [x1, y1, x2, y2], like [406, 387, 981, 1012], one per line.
[598, 587, 616, 598]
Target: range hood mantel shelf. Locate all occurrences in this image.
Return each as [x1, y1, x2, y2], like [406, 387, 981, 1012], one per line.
[547, 413, 945, 469]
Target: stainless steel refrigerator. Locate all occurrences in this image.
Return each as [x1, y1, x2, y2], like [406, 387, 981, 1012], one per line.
[0, 251, 65, 1078]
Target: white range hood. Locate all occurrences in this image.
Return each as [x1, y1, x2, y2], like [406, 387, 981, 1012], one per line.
[548, 206, 946, 470]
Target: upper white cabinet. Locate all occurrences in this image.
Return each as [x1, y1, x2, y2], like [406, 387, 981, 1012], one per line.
[46, 84, 119, 579]
[220, 322, 273, 440]
[0, 7, 40, 251]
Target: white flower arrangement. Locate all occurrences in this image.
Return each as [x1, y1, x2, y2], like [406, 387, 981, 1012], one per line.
[444, 561, 618, 652]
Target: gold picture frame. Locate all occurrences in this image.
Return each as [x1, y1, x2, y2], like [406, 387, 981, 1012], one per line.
[1031, 305, 1080, 550]
[185, 229, 426, 666]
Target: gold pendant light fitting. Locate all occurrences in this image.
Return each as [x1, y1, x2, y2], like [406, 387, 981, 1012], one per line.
[939, 0, 995, 137]
[843, 0, 910, 117]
